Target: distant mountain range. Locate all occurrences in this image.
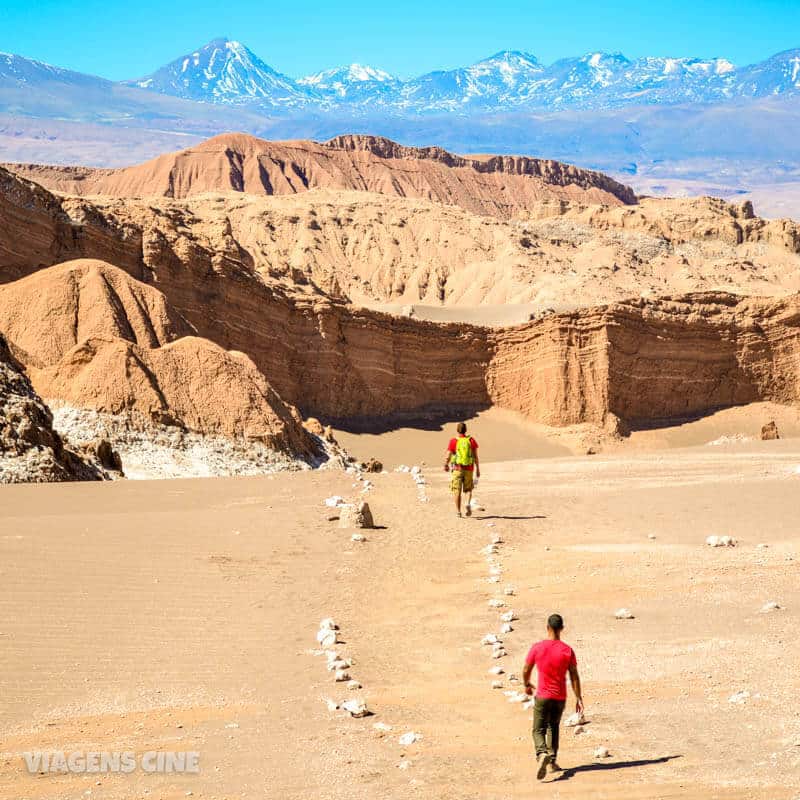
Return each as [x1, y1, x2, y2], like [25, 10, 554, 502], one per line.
[2, 39, 800, 219]
[119, 38, 800, 112]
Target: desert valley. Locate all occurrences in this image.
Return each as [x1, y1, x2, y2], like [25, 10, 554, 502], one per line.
[1, 129, 799, 799]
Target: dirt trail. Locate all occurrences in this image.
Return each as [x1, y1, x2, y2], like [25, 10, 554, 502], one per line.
[1, 438, 799, 799]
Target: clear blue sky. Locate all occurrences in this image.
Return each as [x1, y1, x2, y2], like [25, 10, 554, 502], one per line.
[3, 0, 799, 80]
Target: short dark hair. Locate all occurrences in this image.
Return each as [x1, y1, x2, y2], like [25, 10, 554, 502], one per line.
[456, 422, 467, 434]
[547, 613, 564, 631]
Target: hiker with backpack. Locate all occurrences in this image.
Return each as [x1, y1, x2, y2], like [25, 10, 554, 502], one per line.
[444, 422, 480, 518]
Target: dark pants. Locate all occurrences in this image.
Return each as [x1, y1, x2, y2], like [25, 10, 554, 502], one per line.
[533, 697, 565, 759]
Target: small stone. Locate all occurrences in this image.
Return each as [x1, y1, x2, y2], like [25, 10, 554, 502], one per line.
[648, 534, 657, 540]
[492, 680, 504, 689]
[614, 608, 635, 620]
[594, 747, 610, 759]
[565, 711, 586, 727]
[761, 421, 780, 440]
[706, 535, 736, 547]
[492, 536, 503, 544]
[351, 533, 367, 542]
[488, 576, 500, 583]
[335, 669, 351, 682]
[728, 690, 750, 704]
[347, 680, 362, 690]
[317, 629, 337, 648]
[399, 732, 421, 746]
[397, 760, 412, 770]
[500, 623, 514, 634]
[319, 618, 338, 631]
[342, 698, 369, 717]
[481, 634, 501, 645]
[373, 722, 393, 732]
[339, 501, 375, 529]
[492, 648, 507, 659]
[488, 598, 505, 608]
[324, 495, 345, 507]
[500, 610, 517, 622]
[488, 666, 505, 675]
[756, 543, 769, 549]
[504, 587, 516, 596]
[760, 601, 782, 613]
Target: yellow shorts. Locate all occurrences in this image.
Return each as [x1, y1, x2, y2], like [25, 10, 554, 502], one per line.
[450, 469, 474, 494]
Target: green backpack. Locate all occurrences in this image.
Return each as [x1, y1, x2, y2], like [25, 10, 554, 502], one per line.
[452, 436, 475, 467]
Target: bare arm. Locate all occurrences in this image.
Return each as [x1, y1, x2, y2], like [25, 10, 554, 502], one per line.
[474, 451, 480, 478]
[522, 661, 534, 695]
[443, 448, 452, 471]
[568, 663, 584, 714]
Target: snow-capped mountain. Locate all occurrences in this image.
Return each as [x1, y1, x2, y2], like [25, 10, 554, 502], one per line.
[123, 38, 312, 106]
[298, 64, 400, 103]
[399, 51, 545, 110]
[7, 39, 800, 118]
[733, 48, 800, 97]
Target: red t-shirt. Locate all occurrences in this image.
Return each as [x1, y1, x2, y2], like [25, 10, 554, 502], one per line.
[447, 436, 478, 471]
[525, 640, 576, 701]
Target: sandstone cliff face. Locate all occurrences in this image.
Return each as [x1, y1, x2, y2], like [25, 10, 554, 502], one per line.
[3, 132, 636, 215]
[0, 334, 104, 483]
[2, 158, 800, 440]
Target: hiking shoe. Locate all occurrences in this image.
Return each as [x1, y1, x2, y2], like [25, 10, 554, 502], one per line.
[536, 753, 550, 780]
[465, 506, 472, 517]
[549, 761, 562, 773]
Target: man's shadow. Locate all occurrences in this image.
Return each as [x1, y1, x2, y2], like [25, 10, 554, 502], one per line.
[552, 754, 682, 782]
[475, 515, 547, 521]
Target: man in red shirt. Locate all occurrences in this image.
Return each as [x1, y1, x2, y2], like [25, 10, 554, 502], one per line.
[522, 613, 584, 779]
[443, 422, 480, 518]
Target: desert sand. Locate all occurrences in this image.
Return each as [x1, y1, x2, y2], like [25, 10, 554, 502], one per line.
[1, 423, 799, 799]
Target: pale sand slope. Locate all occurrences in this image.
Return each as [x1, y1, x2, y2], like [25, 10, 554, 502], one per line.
[335, 403, 800, 468]
[1, 439, 799, 799]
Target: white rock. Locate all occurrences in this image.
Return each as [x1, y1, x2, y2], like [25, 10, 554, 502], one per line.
[492, 648, 507, 659]
[728, 690, 750, 704]
[397, 760, 412, 770]
[319, 618, 338, 631]
[488, 576, 500, 583]
[565, 711, 586, 727]
[317, 629, 337, 648]
[488, 598, 506, 608]
[488, 666, 504, 675]
[522, 700, 535, 710]
[489, 566, 502, 575]
[373, 722, 393, 732]
[323, 697, 339, 712]
[335, 669, 351, 682]
[410, 466, 421, 475]
[648, 534, 657, 540]
[594, 747, 610, 759]
[507, 692, 528, 703]
[706, 535, 736, 547]
[327, 658, 351, 672]
[481, 634, 500, 646]
[504, 587, 516, 596]
[500, 623, 514, 634]
[500, 610, 517, 622]
[614, 608, 635, 620]
[399, 732, 421, 746]
[492, 535, 503, 544]
[347, 680, 362, 690]
[342, 698, 369, 717]
[760, 601, 782, 613]
[324, 495, 345, 507]
[756, 543, 769, 549]
[351, 533, 367, 542]
[491, 680, 504, 689]
[483, 544, 500, 555]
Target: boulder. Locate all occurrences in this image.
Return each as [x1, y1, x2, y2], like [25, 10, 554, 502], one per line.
[338, 501, 375, 529]
[760, 421, 780, 440]
[341, 698, 369, 718]
[88, 439, 123, 472]
[303, 417, 325, 437]
[361, 457, 383, 473]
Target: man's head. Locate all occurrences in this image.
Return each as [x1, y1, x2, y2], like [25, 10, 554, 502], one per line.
[456, 422, 467, 435]
[547, 613, 564, 638]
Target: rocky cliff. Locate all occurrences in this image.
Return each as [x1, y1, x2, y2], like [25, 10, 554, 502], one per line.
[0, 333, 105, 483]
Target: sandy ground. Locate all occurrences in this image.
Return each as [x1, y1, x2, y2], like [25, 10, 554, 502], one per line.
[1, 420, 799, 799]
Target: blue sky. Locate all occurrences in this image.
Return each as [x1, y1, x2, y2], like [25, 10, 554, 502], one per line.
[3, 0, 799, 80]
